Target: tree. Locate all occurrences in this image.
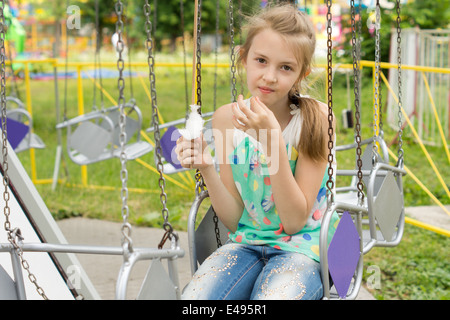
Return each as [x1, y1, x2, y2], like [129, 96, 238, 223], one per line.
[339, 0, 450, 67]
[400, 0, 450, 30]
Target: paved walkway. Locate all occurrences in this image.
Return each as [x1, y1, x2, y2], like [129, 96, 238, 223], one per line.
[404, 205, 450, 234]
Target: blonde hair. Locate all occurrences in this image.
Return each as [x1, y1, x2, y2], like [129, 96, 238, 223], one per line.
[238, 4, 327, 162]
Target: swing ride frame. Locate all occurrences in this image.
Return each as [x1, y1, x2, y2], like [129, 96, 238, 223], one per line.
[1, 0, 410, 301]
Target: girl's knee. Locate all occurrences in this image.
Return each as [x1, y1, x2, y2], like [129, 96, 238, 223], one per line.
[252, 253, 323, 300]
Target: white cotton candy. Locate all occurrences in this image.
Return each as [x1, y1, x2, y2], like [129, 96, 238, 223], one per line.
[179, 104, 204, 140]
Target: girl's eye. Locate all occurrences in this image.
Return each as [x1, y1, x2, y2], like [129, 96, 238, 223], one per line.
[281, 65, 292, 71]
[256, 58, 266, 64]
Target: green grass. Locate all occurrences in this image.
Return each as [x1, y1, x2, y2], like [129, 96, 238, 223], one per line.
[363, 226, 449, 300]
[8, 52, 449, 300]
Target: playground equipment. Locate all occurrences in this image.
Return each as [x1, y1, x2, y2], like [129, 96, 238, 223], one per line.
[3, 96, 45, 153]
[55, 102, 151, 166]
[1, 0, 408, 301]
[0, 0, 183, 300]
[55, 0, 152, 166]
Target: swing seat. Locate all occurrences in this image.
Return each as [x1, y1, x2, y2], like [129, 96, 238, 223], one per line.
[159, 125, 186, 174]
[335, 136, 406, 253]
[146, 111, 215, 175]
[56, 104, 153, 165]
[3, 97, 45, 153]
[187, 185, 228, 274]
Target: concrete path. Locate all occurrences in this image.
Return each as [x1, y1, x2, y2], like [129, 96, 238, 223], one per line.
[57, 217, 375, 300]
[405, 205, 450, 233]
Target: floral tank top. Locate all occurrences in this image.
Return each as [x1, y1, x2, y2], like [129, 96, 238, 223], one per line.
[227, 98, 340, 262]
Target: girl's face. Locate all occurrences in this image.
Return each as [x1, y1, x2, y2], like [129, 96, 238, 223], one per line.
[242, 28, 301, 110]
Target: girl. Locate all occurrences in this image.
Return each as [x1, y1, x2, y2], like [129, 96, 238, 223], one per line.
[176, 4, 338, 300]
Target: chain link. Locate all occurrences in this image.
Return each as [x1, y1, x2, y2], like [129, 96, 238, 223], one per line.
[325, 0, 334, 204]
[195, 0, 202, 108]
[372, 0, 381, 162]
[350, 0, 365, 204]
[228, 0, 237, 103]
[193, 0, 222, 248]
[1, 1, 47, 299]
[114, 0, 134, 255]
[143, 0, 177, 246]
[395, 0, 404, 164]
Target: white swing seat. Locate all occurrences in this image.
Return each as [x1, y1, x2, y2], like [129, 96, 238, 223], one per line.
[187, 184, 228, 275]
[56, 104, 153, 166]
[335, 136, 406, 253]
[4, 97, 45, 153]
[146, 111, 215, 175]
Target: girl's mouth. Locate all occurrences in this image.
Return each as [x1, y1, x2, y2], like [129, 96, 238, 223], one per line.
[258, 86, 274, 94]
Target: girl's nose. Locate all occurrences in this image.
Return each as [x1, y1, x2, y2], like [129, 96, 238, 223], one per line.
[263, 68, 277, 83]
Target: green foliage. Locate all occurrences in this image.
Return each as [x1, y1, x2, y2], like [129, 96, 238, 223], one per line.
[338, 0, 450, 69]
[401, 0, 450, 29]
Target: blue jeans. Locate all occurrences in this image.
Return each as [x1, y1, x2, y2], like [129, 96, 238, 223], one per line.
[182, 242, 323, 300]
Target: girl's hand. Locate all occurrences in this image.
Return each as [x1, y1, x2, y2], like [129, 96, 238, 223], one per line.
[231, 95, 281, 143]
[175, 133, 213, 170]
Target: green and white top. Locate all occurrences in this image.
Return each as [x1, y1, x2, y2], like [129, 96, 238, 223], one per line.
[227, 98, 339, 262]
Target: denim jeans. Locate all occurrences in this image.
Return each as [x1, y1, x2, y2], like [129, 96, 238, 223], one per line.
[182, 242, 323, 300]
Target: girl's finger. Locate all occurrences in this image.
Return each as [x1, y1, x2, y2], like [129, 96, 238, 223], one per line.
[252, 96, 269, 113]
[232, 103, 248, 125]
[237, 95, 256, 118]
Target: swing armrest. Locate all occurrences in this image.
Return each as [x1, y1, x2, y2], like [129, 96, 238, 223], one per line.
[56, 111, 114, 129]
[123, 103, 144, 140]
[5, 96, 26, 109]
[336, 135, 389, 162]
[6, 108, 33, 125]
[187, 188, 210, 275]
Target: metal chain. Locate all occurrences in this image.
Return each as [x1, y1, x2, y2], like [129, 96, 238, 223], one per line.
[228, 0, 237, 103]
[350, 0, 364, 204]
[195, 0, 202, 108]
[379, 73, 383, 135]
[180, 0, 189, 118]
[325, 0, 334, 204]
[213, 0, 220, 111]
[396, 0, 404, 165]
[372, 0, 381, 163]
[193, 0, 205, 191]
[193, 0, 221, 248]
[143, 0, 177, 247]
[115, 0, 133, 254]
[0, 1, 47, 300]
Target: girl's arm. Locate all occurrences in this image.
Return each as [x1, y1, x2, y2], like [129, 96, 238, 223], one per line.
[266, 130, 328, 234]
[232, 96, 331, 235]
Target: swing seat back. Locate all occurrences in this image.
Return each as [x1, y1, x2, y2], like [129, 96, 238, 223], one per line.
[0, 265, 18, 300]
[69, 121, 113, 162]
[148, 111, 215, 175]
[187, 188, 228, 275]
[57, 104, 153, 165]
[335, 136, 406, 253]
[100, 107, 141, 145]
[0, 117, 29, 150]
[4, 97, 45, 153]
[160, 125, 184, 172]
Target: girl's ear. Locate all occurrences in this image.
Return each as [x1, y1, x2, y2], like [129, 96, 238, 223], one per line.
[303, 68, 311, 79]
[236, 45, 247, 68]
